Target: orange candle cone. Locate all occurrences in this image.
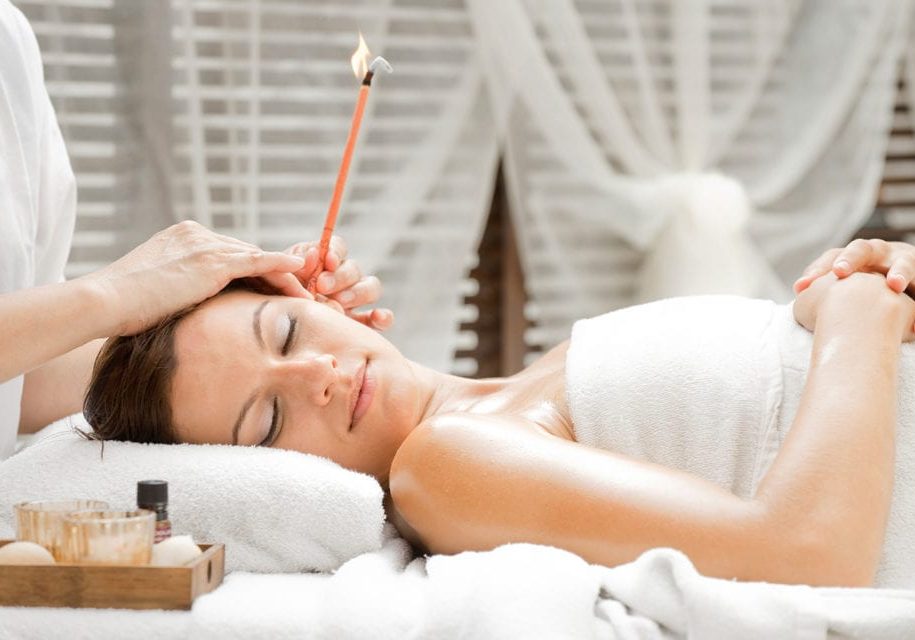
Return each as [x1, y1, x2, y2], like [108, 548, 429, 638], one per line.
[307, 77, 372, 295]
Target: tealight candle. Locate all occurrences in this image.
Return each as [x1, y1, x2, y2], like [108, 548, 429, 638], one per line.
[63, 509, 155, 566]
[14, 499, 109, 561]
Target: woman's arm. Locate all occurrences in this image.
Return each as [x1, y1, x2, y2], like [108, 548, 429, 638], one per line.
[390, 272, 912, 586]
[759, 272, 910, 585]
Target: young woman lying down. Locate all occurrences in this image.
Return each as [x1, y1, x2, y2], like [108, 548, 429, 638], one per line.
[83, 238, 915, 588]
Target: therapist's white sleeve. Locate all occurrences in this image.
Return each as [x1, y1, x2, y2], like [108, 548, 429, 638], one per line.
[0, 0, 77, 458]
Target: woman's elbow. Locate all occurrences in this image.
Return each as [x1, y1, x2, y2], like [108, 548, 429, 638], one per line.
[764, 516, 878, 587]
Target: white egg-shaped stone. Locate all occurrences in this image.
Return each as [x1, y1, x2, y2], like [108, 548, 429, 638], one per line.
[0, 541, 55, 564]
[150, 535, 202, 566]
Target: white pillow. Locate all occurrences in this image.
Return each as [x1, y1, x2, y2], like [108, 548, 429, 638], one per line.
[0, 415, 386, 573]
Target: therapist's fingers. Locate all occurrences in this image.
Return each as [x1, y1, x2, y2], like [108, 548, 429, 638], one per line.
[255, 271, 313, 299]
[317, 259, 362, 296]
[330, 276, 382, 309]
[310, 293, 393, 331]
[284, 235, 348, 279]
[346, 308, 395, 331]
[226, 250, 307, 280]
[284, 243, 320, 277]
[324, 235, 348, 271]
[793, 248, 842, 294]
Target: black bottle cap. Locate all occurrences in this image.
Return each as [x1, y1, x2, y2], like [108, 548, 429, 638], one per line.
[137, 480, 168, 506]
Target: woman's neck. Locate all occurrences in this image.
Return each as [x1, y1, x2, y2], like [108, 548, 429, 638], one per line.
[405, 360, 509, 428]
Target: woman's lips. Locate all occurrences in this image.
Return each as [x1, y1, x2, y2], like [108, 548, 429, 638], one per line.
[350, 360, 374, 430]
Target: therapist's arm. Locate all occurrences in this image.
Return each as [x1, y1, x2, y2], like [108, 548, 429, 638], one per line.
[0, 279, 113, 388]
[19, 338, 104, 434]
[0, 221, 306, 387]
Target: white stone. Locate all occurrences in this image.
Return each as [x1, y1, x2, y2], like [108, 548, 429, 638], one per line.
[150, 535, 202, 566]
[0, 541, 55, 564]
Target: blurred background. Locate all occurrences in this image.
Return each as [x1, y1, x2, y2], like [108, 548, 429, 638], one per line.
[12, 0, 915, 377]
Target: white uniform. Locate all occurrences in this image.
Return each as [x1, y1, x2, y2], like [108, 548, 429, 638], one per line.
[0, 1, 77, 459]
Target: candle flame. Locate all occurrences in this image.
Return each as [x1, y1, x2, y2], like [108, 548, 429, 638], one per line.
[351, 32, 371, 78]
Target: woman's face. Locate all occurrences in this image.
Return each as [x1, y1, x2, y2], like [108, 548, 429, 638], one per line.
[170, 290, 423, 481]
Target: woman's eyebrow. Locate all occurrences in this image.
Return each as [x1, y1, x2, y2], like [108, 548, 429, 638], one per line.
[231, 300, 271, 445]
[252, 299, 270, 350]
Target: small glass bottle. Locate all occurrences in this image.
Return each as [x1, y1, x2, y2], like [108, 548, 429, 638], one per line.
[137, 480, 172, 543]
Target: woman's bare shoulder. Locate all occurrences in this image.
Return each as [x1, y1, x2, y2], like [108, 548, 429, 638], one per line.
[391, 412, 551, 479]
[387, 411, 772, 580]
[387, 412, 577, 554]
[390, 413, 530, 489]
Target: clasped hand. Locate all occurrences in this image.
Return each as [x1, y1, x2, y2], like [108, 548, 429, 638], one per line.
[794, 238, 915, 342]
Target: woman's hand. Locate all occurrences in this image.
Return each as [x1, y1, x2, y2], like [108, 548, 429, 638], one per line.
[794, 239, 915, 295]
[283, 236, 393, 332]
[794, 271, 915, 342]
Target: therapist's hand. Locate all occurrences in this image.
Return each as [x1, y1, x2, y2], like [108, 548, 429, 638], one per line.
[283, 236, 394, 331]
[87, 220, 309, 336]
[794, 239, 915, 296]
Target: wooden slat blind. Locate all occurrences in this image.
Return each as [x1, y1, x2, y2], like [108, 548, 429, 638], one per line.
[856, 70, 915, 241]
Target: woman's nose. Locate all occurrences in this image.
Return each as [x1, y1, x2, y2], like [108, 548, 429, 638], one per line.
[277, 353, 338, 406]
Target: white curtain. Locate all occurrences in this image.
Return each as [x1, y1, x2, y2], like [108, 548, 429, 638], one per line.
[18, 0, 913, 368]
[468, 0, 912, 352]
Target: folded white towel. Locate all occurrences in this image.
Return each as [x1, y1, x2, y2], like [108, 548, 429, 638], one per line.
[0, 415, 385, 572]
[598, 547, 915, 639]
[566, 295, 915, 588]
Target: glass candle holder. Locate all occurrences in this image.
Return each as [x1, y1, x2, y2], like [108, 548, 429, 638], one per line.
[63, 509, 156, 566]
[14, 499, 110, 561]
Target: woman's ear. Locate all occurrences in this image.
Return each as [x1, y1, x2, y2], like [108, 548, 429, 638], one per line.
[313, 293, 346, 315]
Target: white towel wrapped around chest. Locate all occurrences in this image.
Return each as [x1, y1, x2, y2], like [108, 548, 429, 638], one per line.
[566, 295, 783, 498]
[566, 295, 915, 588]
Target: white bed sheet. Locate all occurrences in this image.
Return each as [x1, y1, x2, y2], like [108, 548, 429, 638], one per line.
[2, 527, 915, 640]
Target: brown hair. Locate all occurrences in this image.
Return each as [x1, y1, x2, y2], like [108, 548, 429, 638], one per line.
[82, 304, 199, 445]
[83, 279, 282, 444]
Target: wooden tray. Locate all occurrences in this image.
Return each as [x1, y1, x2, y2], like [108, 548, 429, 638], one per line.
[0, 540, 224, 610]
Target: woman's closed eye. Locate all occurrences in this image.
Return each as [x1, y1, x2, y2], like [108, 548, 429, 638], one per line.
[259, 397, 281, 447]
[281, 313, 298, 355]
[259, 312, 296, 448]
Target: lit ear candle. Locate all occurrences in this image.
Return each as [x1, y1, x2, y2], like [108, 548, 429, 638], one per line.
[307, 33, 393, 295]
